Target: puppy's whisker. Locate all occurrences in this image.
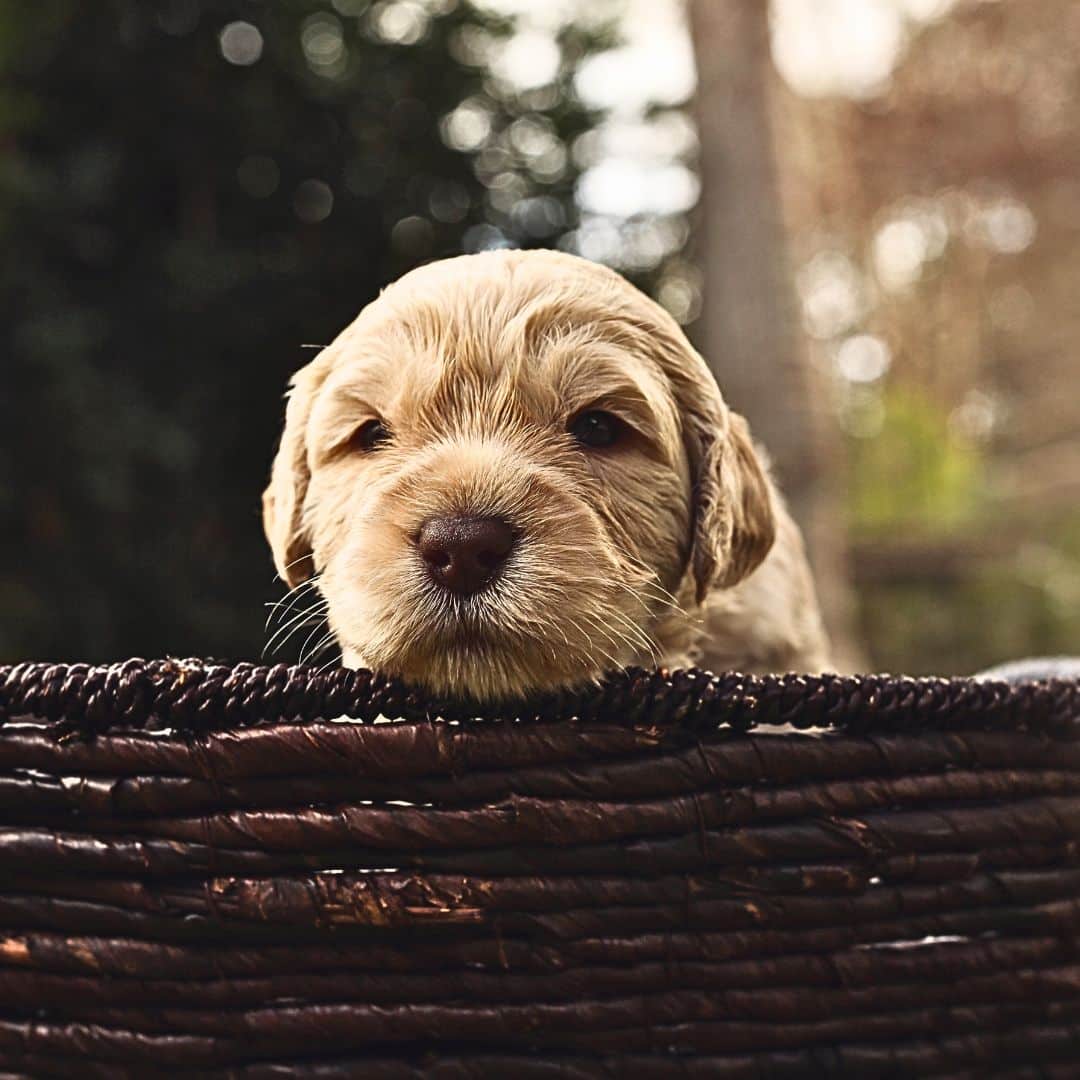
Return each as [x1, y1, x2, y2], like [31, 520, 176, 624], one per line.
[266, 574, 321, 617]
[614, 579, 682, 623]
[560, 613, 596, 652]
[605, 606, 660, 659]
[264, 577, 321, 631]
[593, 601, 660, 660]
[588, 598, 654, 653]
[296, 620, 331, 667]
[306, 631, 338, 667]
[591, 611, 647, 658]
[547, 619, 573, 652]
[275, 570, 321, 596]
[617, 562, 690, 618]
[263, 614, 328, 662]
[300, 629, 338, 668]
[621, 556, 681, 599]
[566, 585, 656, 646]
[273, 553, 319, 583]
[313, 652, 343, 678]
[564, 613, 623, 673]
[264, 595, 327, 649]
[263, 617, 327, 663]
[612, 586, 656, 619]
[263, 599, 329, 658]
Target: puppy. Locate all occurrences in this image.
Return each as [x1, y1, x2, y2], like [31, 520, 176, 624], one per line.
[264, 249, 830, 700]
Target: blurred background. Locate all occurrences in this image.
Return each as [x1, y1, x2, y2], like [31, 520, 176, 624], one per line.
[1, 0, 1077, 674]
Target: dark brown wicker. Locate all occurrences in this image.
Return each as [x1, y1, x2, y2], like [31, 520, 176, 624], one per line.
[1, 658, 1079, 1078]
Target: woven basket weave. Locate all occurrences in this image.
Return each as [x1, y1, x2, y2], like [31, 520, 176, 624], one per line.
[1, 659, 1079, 1077]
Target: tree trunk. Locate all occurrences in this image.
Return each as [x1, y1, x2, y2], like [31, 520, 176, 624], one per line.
[689, 0, 862, 669]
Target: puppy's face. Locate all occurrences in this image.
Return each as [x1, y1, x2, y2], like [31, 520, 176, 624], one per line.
[264, 250, 774, 700]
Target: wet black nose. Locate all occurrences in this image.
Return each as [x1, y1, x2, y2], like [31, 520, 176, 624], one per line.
[417, 515, 516, 596]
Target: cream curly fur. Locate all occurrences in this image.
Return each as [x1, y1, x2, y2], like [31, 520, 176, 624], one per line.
[264, 249, 830, 700]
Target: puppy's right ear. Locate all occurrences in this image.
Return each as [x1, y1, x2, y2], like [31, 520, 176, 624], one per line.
[263, 355, 335, 588]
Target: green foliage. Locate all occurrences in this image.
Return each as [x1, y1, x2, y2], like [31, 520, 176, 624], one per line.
[0, 0, 613, 662]
[846, 380, 1080, 672]
[848, 383, 983, 536]
[858, 512, 1080, 675]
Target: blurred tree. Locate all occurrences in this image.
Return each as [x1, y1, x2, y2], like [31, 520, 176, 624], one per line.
[688, 0, 861, 668]
[0, 0, 612, 662]
[768, 0, 1080, 673]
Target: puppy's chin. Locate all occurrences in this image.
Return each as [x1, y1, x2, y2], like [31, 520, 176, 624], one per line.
[339, 634, 611, 703]
[326, 552, 653, 703]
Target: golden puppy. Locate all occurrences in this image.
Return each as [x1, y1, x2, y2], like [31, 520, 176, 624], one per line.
[264, 249, 830, 700]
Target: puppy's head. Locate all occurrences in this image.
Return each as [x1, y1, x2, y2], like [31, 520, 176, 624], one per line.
[264, 250, 774, 700]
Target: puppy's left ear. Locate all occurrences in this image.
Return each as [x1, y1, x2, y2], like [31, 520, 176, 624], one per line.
[689, 409, 777, 604]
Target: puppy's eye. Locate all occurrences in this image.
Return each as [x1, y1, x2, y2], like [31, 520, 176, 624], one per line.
[569, 410, 623, 449]
[349, 418, 391, 453]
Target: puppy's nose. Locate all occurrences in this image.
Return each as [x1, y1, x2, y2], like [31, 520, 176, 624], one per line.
[417, 515, 516, 596]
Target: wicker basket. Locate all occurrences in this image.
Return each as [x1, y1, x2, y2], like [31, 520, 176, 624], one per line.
[1, 659, 1079, 1077]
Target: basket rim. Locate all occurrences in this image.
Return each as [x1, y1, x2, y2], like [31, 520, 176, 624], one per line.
[1, 658, 1077, 739]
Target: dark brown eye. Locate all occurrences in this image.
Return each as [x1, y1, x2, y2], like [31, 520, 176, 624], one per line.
[570, 410, 622, 449]
[350, 418, 390, 453]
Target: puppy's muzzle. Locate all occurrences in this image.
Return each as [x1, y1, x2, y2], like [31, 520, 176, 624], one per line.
[417, 515, 516, 596]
